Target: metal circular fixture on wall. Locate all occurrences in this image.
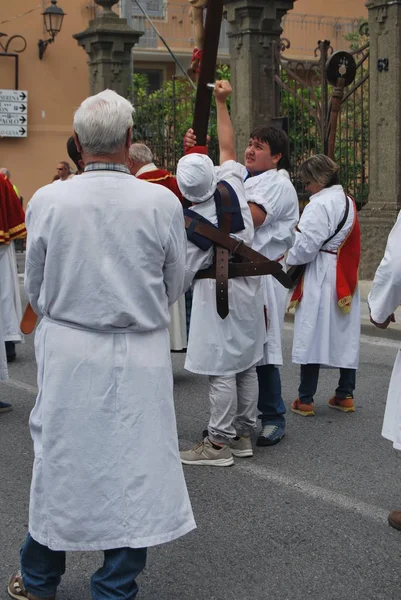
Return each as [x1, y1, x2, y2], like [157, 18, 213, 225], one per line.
[325, 51, 357, 87]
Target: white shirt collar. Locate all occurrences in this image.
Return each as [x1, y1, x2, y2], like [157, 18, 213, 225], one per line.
[135, 163, 158, 177]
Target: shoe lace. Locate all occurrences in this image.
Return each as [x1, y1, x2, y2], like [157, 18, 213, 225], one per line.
[261, 425, 279, 437]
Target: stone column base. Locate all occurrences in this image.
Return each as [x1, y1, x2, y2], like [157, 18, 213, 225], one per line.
[358, 206, 399, 279]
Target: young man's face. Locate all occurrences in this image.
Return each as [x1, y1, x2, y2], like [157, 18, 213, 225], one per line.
[244, 138, 281, 175]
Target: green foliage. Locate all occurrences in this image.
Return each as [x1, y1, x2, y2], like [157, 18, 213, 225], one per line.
[130, 64, 230, 172]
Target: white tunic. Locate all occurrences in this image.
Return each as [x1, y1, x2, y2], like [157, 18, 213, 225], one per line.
[0, 241, 23, 343]
[243, 167, 299, 365]
[25, 171, 196, 551]
[368, 210, 401, 450]
[287, 185, 360, 368]
[184, 160, 264, 376]
[0, 282, 8, 381]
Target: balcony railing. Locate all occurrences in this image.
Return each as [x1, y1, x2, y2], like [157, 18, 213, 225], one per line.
[90, 3, 362, 59]
[281, 13, 362, 55]
[122, 0, 229, 55]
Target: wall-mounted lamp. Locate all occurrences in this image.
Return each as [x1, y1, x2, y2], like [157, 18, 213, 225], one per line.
[38, 0, 66, 60]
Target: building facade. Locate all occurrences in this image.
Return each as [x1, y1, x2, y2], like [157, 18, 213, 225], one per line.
[0, 0, 367, 202]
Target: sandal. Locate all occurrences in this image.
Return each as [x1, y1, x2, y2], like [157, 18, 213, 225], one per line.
[8, 573, 28, 599]
[8, 572, 56, 600]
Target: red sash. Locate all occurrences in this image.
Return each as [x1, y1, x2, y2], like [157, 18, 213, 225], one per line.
[290, 198, 360, 314]
[0, 175, 26, 244]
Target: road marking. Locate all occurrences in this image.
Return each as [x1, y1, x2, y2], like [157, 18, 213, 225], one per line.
[236, 461, 389, 523]
[6, 378, 38, 395]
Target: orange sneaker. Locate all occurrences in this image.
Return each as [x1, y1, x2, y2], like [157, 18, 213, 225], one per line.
[291, 398, 315, 417]
[328, 395, 355, 413]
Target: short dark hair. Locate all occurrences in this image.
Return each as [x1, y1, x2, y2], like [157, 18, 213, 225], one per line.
[66, 137, 82, 171]
[249, 126, 291, 172]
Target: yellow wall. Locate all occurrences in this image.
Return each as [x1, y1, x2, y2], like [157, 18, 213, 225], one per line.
[293, 0, 367, 18]
[0, 0, 91, 203]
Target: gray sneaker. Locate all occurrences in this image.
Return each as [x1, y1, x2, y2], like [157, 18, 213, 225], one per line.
[180, 438, 234, 467]
[230, 436, 253, 457]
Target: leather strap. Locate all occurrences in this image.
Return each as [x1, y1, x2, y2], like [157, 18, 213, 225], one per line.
[185, 215, 292, 289]
[215, 183, 231, 319]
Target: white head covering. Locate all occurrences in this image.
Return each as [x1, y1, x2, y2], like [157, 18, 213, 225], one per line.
[176, 153, 217, 204]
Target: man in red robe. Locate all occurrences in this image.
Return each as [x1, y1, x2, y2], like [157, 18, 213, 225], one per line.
[128, 143, 188, 206]
[0, 174, 26, 412]
[128, 143, 188, 351]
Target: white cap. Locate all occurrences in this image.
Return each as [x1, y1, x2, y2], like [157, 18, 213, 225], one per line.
[176, 153, 217, 204]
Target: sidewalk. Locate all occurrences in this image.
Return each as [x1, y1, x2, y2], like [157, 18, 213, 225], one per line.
[286, 280, 401, 341]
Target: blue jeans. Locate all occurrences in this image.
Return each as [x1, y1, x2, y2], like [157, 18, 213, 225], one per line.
[20, 533, 147, 599]
[298, 364, 356, 404]
[256, 365, 286, 427]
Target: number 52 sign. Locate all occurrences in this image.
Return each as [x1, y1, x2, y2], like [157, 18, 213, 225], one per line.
[377, 58, 389, 72]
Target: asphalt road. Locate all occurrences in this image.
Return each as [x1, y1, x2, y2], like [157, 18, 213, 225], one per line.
[1, 289, 401, 600]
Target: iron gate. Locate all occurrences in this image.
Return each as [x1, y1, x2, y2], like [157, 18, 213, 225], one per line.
[274, 22, 370, 209]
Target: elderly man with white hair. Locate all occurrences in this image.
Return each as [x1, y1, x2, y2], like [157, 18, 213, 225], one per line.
[178, 81, 265, 467]
[8, 89, 195, 600]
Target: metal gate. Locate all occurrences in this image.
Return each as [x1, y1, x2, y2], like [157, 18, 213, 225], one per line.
[274, 22, 369, 209]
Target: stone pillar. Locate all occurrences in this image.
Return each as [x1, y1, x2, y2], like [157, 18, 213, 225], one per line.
[224, 0, 294, 154]
[74, 0, 144, 98]
[359, 0, 401, 279]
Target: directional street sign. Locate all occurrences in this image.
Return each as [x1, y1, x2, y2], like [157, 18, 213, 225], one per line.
[0, 89, 28, 138]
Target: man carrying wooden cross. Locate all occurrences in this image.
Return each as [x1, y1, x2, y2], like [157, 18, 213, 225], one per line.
[185, 100, 299, 449]
[179, 80, 291, 466]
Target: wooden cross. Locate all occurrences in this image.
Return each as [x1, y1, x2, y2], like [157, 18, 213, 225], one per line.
[191, 0, 224, 146]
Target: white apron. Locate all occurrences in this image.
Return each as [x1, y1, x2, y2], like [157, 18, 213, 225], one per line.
[184, 160, 264, 376]
[24, 171, 196, 550]
[368, 209, 401, 449]
[0, 242, 22, 343]
[29, 319, 195, 551]
[169, 295, 187, 351]
[243, 167, 299, 366]
[0, 299, 8, 380]
[287, 186, 360, 368]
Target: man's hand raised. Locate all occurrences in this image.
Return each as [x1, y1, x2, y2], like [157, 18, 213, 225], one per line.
[214, 80, 232, 104]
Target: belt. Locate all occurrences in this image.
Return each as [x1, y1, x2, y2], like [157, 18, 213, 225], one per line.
[320, 249, 337, 255]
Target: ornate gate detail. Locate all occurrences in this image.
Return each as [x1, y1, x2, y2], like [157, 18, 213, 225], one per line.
[274, 23, 369, 209]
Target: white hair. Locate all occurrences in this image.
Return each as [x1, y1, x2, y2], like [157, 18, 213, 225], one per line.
[73, 89, 134, 156]
[0, 167, 10, 178]
[129, 143, 153, 165]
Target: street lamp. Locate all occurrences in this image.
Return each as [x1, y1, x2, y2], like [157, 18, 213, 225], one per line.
[38, 0, 66, 60]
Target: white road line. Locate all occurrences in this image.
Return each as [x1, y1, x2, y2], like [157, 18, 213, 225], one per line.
[6, 378, 38, 395]
[235, 461, 389, 523]
[181, 438, 388, 523]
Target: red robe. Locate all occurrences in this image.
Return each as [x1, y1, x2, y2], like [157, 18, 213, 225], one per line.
[0, 175, 26, 244]
[136, 168, 190, 207]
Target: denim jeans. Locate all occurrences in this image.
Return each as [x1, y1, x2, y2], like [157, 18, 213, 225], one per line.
[298, 364, 356, 405]
[20, 533, 147, 599]
[256, 365, 286, 427]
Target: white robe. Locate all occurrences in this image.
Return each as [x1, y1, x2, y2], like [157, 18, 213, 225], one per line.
[169, 295, 187, 351]
[0, 295, 8, 381]
[184, 160, 264, 376]
[24, 171, 196, 551]
[243, 167, 299, 365]
[368, 210, 401, 450]
[287, 185, 360, 368]
[0, 241, 22, 343]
